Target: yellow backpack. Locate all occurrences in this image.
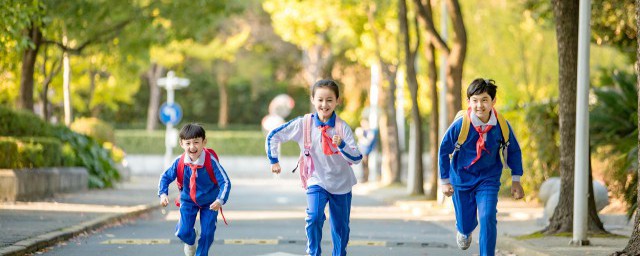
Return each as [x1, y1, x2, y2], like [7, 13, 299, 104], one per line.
[454, 109, 511, 170]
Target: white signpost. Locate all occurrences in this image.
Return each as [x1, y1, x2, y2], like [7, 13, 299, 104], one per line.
[158, 71, 190, 169]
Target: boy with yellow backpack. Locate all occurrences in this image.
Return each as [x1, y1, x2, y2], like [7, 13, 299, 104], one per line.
[438, 78, 524, 256]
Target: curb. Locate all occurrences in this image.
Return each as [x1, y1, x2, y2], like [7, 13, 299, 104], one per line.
[0, 203, 160, 256]
[496, 235, 551, 256]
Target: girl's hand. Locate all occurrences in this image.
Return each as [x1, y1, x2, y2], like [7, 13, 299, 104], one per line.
[271, 163, 282, 174]
[332, 135, 342, 147]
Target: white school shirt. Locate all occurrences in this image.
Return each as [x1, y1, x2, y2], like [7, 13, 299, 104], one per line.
[266, 113, 363, 194]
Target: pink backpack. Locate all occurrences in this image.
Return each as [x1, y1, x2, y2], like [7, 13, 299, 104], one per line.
[294, 113, 344, 189]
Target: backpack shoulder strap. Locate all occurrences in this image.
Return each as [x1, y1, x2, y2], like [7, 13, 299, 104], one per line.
[177, 153, 186, 191]
[303, 114, 313, 150]
[493, 108, 510, 144]
[203, 148, 218, 186]
[455, 109, 470, 150]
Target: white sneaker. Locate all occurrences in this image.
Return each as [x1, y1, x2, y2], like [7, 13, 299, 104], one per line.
[183, 229, 199, 256]
[183, 243, 196, 256]
[456, 231, 472, 250]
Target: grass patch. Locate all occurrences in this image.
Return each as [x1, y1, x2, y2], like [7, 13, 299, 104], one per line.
[115, 129, 299, 156]
[516, 231, 628, 240]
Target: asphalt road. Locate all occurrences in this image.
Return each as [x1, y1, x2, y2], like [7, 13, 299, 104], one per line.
[36, 174, 484, 256]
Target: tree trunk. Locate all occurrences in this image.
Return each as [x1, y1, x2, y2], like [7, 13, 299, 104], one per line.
[426, 39, 439, 199]
[444, 0, 466, 123]
[412, 0, 466, 123]
[18, 24, 42, 112]
[544, 0, 579, 235]
[545, 0, 608, 236]
[62, 50, 72, 126]
[40, 46, 61, 122]
[217, 67, 229, 128]
[379, 72, 402, 186]
[145, 63, 164, 131]
[400, 0, 424, 195]
[588, 150, 607, 234]
[367, 4, 401, 186]
[612, 2, 640, 254]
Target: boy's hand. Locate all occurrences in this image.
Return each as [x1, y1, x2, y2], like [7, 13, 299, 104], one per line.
[511, 181, 525, 200]
[271, 163, 282, 174]
[210, 200, 222, 211]
[441, 184, 454, 197]
[332, 135, 342, 146]
[160, 194, 169, 207]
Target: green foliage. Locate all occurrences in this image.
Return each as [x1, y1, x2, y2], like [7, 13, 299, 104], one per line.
[502, 101, 560, 198]
[16, 137, 63, 168]
[591, 0, 636, 61]
[70, 117, 115, 144]
[0, 138, 19, 168]
[0, 105, 52, 137]
[115, 129, 299, 156]
[0, 136, 63, 169]
[52, 125, 120, 188]
[522, 0, 636, 62]
[590, 69, 638, 218]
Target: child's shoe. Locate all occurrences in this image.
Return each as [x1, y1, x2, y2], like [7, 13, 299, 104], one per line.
[183, 243, 196, 256]
[184, 229, 199, 256]
[456, 231, 472, 250]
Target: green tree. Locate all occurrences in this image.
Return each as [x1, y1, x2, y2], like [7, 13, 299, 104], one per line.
[543, 0, 606, 236]
[399, 0, 425, 195]
[413, 0, 467, 123]
[612, 2, 640, 253]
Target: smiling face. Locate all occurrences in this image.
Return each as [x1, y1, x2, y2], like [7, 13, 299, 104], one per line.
[468, 92, 496, 123]
[180, 137, 207, 161]
[311, 87, 338, 122]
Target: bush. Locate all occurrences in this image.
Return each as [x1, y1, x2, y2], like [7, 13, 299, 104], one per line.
[115, 129, 299, 156]
[70, 117, 115, 144]
[0, 136, 63, 168]
[53, 125, 120, 188]
[16, 137, 63, 168]
[0, 105, 52, 137]
[0, 138, 19, 168]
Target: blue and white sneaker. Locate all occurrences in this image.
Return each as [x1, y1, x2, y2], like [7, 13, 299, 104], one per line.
[456, 231, 472, 250]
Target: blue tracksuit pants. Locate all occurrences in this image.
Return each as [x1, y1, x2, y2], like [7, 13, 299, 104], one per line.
[452, 184, 499, 256]
[305, 185, 352, 256]
[175, 199, 218, 256]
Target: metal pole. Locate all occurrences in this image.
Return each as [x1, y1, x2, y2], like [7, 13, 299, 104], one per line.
[437, 0, 448, 204]
[572, 0, 591, 246]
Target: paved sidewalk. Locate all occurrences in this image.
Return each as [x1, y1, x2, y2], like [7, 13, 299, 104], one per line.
[354, 181, 634, 256]
[0, 175, 159, 256]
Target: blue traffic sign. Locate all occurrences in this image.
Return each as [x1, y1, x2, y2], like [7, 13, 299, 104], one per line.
[159, 103, 182, 125]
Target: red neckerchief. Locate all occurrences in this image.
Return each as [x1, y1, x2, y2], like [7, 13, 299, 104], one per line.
[187, 163, 203, 205]
[465, 109, 493, 169]
[319, 125, 340, 155]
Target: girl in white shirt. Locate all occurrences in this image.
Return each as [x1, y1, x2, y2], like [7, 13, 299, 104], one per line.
[265, 79, 362, 256]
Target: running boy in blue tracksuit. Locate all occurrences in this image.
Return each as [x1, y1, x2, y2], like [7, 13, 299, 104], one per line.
[158, 123, 231, 256]
[266, 79, 362, 256]
[439, 78, 524, 256]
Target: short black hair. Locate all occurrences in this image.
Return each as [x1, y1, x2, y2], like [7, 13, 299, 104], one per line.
[179, 123, 206, 140]
[312, 79, 340, 99]
[467, 78, 497, 99]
